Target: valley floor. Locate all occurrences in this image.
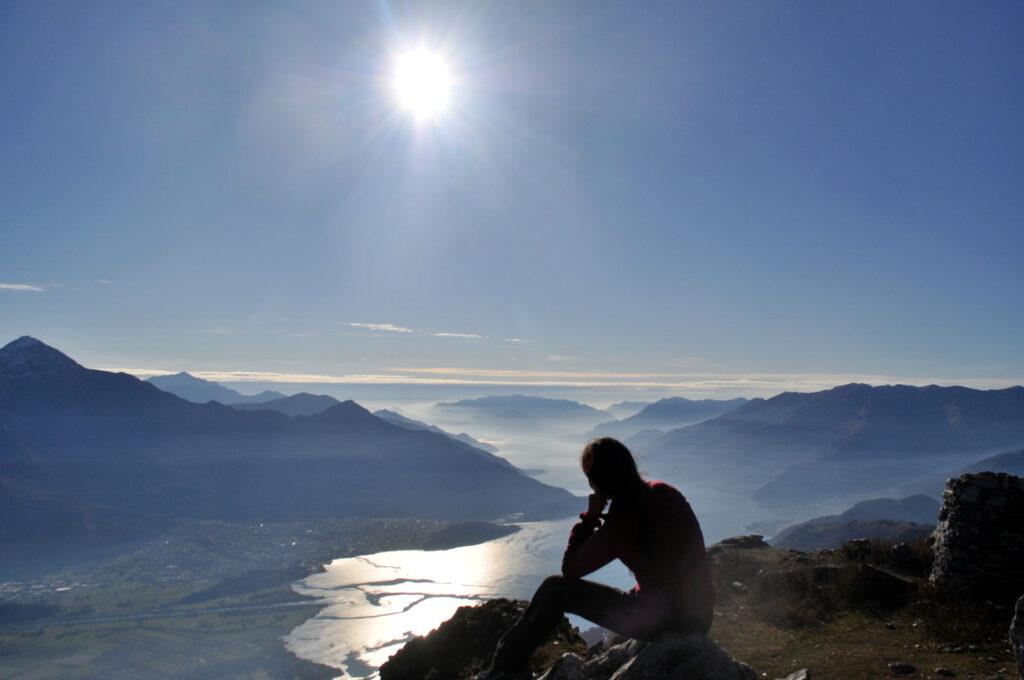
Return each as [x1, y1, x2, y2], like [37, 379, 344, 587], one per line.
[0, 517, 507, 679]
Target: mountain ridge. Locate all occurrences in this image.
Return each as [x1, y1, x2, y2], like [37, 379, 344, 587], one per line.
[640, 382, 1024, 511]
[591, 396, 748, 439]
[233, 392, 341, 416]
[0, 337, 578, 563]
[146, 371, 286, 405]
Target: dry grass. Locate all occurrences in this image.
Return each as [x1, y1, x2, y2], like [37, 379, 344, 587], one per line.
[706, 541, 1018, 679]
[910, 583, 1017, 645]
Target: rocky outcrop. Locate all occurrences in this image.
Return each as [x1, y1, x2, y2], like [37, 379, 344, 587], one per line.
[1012, 594, 1023, 678]
[710, 535, 770, 551]
[380, 599, 758, 680]
[929, 472, 1024, 601]
[537, 633, 758, 680]
[379, 599, 585, 680]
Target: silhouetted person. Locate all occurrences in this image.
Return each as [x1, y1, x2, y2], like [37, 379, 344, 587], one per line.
[481, 437, 715, 679]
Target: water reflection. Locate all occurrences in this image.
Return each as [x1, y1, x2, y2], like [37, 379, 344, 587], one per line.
[286, 519, 635, 679]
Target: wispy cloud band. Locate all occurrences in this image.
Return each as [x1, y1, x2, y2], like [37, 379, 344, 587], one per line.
[344, 322, 414, 333]
[99, 364, 1022, 396]
[0, 283, 44, 292]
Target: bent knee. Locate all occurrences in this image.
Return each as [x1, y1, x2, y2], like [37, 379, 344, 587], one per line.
[537, 574, 567, 593]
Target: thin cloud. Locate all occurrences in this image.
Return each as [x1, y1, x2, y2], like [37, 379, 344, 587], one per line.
[339, 320, 502, 342]
[432, 332, 487, 340]
[344, 322, 414, 333]
[0, 283, 44, 292]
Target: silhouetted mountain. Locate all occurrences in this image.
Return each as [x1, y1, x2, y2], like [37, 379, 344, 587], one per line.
[771, 520, 935, 551]
[770, 494, 941, 548]
[435, 395, 612, 427]
[374, 409, 500, 453]
[606, 400, 651, 419]
[901, 448, 1024, 497]
[624, 428, 666, 452]
[641, 383, 1024, 510]
[146, 371, 285, 405]
[592, 397, 748, 439]
[234, 392, 340, 416]
[0, 337, 578, 563]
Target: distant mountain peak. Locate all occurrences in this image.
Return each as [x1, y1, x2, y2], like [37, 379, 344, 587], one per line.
[331, 399, 371, 414]
[0, 335, 82, 376]
[6, 335, 45, 350]
[146, 371, 286, 405]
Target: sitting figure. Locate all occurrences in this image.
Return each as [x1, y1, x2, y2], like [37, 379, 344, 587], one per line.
[482, 437, 715, 678]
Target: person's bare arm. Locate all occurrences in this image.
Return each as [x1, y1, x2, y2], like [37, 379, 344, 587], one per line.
[561, 493, 615, 579]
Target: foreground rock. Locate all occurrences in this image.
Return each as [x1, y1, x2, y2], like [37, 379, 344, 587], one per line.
[538, 632, 758, 680]
[776, 671, 809, 680]
[381, 598, 758, 680]
[379, 599, 585, 680]
[1012, 594, 1023, 678]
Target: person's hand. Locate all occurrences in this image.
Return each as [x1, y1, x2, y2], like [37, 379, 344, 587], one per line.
[587, 492, 608, 518]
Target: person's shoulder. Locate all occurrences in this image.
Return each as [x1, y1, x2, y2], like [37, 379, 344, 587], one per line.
[647, 479, 679, 493]
[646, 480, 687, 503]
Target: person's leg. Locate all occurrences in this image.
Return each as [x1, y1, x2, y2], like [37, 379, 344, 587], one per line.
[489, 576, 668, 674]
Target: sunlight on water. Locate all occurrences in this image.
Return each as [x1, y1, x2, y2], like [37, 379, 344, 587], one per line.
[285, 519, 633, 679]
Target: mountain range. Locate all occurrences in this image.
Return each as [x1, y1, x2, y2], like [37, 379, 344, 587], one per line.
[146, 371, 285, 405]
[591, 396, 748, 440]
[435, 395, 613, 428]
[0, 337, 577, 564]
[639, 383, 1024, 512]
[373, 409, 499, 454]
[233, 392, 341, 417]
[898, 448, 1024, 497]
[770, 494, 941, 549]
[605, 401, 651, 419]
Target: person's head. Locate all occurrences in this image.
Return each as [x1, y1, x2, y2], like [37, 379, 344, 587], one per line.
[580, 437, 644, 498]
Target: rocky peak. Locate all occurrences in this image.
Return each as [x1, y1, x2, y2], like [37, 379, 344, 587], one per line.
[0, 335, 83, 380]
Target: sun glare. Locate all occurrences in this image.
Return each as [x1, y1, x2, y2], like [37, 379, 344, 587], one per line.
[392, 48, 452, 121]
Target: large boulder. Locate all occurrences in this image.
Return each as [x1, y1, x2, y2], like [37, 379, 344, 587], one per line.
[379, 598, 585, 680]
[1012, 594, 1023, 679]
[538, 633, 758, 680]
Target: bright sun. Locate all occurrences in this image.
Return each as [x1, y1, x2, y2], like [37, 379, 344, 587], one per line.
[392, 49, 452, 121]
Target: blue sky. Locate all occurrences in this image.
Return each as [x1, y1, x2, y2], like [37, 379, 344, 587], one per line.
[2, 1, 1022, 398]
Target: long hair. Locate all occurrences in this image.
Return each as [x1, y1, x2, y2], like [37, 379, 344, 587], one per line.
[580, 437, 644, 498]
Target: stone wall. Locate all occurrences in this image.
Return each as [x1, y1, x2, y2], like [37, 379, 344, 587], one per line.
[929, 472, 1024, 603]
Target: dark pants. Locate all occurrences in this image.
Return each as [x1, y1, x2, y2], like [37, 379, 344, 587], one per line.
[489, 575, 710, 673]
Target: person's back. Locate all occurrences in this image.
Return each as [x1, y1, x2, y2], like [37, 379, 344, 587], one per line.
[611, 480, 714, 631]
